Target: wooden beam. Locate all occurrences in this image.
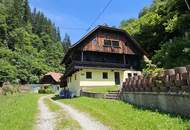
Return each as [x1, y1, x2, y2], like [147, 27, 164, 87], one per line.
[123, 54, 126, 64]
[81, 51, 84, 62]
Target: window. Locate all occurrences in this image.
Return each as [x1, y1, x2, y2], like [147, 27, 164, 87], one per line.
[112, 41, 120, 48]
[128, 73, 132, 78]
[86, 72, 92, 79]
[103, 72, 108, 79]
[134, 73, 138, 77]
[104, 40, 111, 46]
[92, 38, 97, 45]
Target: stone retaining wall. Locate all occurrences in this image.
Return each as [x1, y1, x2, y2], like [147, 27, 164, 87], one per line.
[121, 92, 190, 117]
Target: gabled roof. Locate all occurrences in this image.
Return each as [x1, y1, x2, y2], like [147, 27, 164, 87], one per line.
[45, 72, 63, 82]
[62, 25, 147, 64]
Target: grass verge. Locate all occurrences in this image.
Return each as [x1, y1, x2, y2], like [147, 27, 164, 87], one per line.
[0, 93, 40, 130]
[84, 86, 119, 93]
[59, 97, 190, 130]
[44, 98, 81, 130]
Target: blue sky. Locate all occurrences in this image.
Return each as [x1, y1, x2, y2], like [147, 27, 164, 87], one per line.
[29, 0, 153, 43]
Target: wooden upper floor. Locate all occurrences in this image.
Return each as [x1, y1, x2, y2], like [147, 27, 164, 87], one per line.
[82, 29, 137, 55]
[62, 25, 146, 64]
[62, 25, 147, 77]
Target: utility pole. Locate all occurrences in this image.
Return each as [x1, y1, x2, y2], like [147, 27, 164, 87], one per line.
[185, 0, 190, 10]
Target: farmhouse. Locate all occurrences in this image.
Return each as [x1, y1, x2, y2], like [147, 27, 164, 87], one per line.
[61, 25, 146, 96]
[40, 72, 63, 85]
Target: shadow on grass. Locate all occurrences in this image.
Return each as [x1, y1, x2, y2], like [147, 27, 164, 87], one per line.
[123, 101, 190, 121]
[51, 95, 61, 101]
[51, 95, 78, 101]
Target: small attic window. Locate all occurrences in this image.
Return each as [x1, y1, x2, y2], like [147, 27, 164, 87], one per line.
[104, 40, 111, 47]
[92, 38, 97, 45]
[112, 41, 120, 48]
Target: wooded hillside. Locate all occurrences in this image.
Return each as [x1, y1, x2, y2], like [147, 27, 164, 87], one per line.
[0, 0, 70, 85]
[120, 0, 190, 68]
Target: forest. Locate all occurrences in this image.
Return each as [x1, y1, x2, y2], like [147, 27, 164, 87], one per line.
[0, 0, 190, 85]
[0, 0, 71, 85]
[120, 0, 190, 69]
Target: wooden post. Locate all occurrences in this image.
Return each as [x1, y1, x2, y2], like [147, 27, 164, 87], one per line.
[123, 54, 126, 64]
[81, 51, 84, 62]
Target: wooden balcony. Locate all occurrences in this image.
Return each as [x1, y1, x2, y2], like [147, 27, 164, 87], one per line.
[73, 61, 130, 69]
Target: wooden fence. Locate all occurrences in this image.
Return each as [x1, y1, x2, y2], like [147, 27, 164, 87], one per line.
[122, 65, 190, 93]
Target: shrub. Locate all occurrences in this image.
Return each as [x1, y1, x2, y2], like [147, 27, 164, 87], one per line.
[1, 82, 15, 95]
[38, 85, 54, 94]
[142, 59, 164, 78]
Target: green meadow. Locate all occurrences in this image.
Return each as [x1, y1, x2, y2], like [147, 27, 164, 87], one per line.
[0, 94, 40, 130]
[60, 97, 190, 130]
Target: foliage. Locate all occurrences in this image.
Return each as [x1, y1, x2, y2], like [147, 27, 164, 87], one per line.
[142, 58, 163, 78]
[152, 36, 190, 68]
[38, 85, 54, 94]
[0, 94, 40, 130]
[0, 59, 17, 84]
[0, 0, 66, 84]
[120, 0, 190, 63]
[62, 33, 71, 53]
[60, 97, 190, 130]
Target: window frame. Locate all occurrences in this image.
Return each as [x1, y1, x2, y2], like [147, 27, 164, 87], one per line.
[102, 72, 108, 79]
[92, 38, 97, 45]
[112, 40, 120, 48]
[133, 73, 138, 77]
[103, 39, 112, 47]
[128, 73, 132, 78]
[86, 72, 92, 79]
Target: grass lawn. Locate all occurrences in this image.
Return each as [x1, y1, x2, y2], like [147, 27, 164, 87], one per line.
[44, 98, 81, 130]
[84, 86, 119, 93]
[59, 97, 190, 130]
[0, 93, 41, 130]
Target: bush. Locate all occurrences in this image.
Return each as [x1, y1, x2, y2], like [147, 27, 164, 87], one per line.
[142, 59, 164, 78]
[0, 82, 19, 95]
[38, 85, 54, 94]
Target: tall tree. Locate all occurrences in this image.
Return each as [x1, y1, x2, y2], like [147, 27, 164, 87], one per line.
[0, 0, 66, 84]
[23, 0, 31, 24]
[120, 0, 190, 56]
[120, 0, 190, 68]
[62, 33, 71, 53]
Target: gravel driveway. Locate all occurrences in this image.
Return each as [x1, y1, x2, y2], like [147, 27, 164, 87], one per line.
[36, 96, 109, 130]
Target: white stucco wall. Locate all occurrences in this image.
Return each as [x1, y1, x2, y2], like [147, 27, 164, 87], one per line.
[67, 68, 142, 96]
[123, 70, 142, 80]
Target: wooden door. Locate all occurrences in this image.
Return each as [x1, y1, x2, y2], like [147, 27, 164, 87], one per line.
[114, 72, 120, 85]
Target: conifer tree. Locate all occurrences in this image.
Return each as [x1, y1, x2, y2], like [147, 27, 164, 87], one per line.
[62, 33, 71, 53]
[23, 0, 31, 24]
